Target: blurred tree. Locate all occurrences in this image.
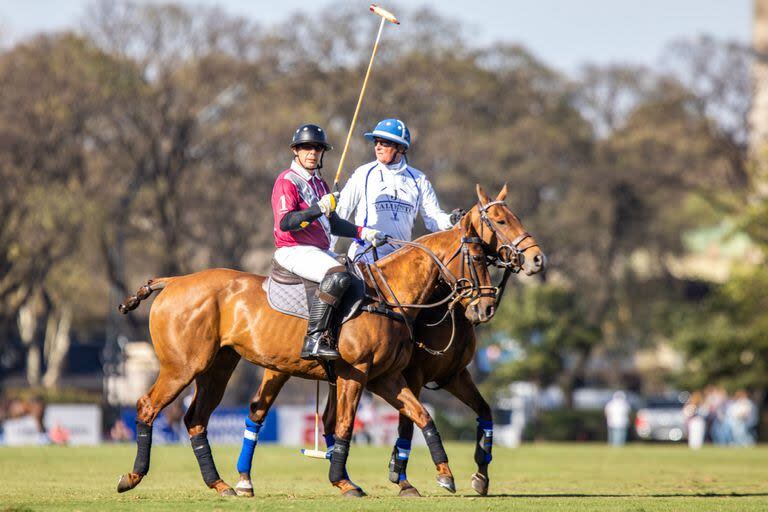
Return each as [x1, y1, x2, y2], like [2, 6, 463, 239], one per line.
[0, 34, 120, 384]
[0, 2, 755, 401]
[672, 266, 768, 398]
[482, 284, 601, 407]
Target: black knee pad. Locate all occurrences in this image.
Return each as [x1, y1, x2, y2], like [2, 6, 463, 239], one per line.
[422, 420, 449, 465]
[328, 436, 350, 482]
[133, 420, 152, 475]
[190, 432, 221, 487]
[320, 270, 352, 298]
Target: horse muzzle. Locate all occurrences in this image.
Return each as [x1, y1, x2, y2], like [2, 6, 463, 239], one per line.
[522, 251, 546, 275]
[469, 302, 495, 324]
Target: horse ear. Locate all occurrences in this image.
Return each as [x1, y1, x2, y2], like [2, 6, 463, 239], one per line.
[476, 184, 490, 205]
[496, 183, 508, 202]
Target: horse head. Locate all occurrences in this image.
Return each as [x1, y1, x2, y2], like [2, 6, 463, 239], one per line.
[462, 184, 546, 277]
[440, 215, 498, 324]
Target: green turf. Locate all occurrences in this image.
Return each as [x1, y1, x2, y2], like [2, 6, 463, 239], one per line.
[1, 442, 766, 511]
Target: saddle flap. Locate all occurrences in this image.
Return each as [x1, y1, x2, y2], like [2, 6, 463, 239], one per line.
[264, 274, 366, 325]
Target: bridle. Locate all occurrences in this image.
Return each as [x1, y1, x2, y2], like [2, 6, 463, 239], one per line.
[478, 200, 540, 270]
[356, 221, 498, 356]
[476, 199, 541, 304]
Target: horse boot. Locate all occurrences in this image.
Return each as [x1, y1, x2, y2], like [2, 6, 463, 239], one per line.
[301, 267, 351, 361]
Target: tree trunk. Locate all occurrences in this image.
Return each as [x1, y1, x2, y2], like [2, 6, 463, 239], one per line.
[42, 308, 72, 390]
[18, 301, 41, 386]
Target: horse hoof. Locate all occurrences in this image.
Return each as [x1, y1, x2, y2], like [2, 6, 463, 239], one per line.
[471, 473, 489, 496]
[116, 473, 142, 493]
[234, 481, 254, 497]
[398, 486, 422, 497]
[219, 488, 238, 497]
[436, 475, 456, 494]
[342, 488, 367, 498]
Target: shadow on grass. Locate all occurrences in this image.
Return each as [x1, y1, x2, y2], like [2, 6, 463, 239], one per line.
[468, 492, 768, 499]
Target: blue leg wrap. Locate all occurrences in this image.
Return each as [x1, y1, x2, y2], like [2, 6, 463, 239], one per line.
[394, 437, 411, 481]
[475, 417, 493, 465]
[236, 417, 263, 474]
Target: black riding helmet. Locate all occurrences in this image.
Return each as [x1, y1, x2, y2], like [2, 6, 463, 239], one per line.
[290, 124, 332, 169]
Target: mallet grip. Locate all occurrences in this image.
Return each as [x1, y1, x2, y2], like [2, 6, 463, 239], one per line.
[370, 4, 399, 24]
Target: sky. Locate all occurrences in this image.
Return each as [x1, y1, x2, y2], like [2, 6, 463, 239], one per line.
[0, 0, 753, 75]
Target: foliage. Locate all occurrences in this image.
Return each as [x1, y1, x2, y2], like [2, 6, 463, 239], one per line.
[0, 2, 755, 397]
[672, 265, 768, 393]
[482, 284, 601, 401]
[523, 409, 611, 442]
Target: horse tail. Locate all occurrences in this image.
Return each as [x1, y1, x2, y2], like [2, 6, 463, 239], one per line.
[118, 277, 172, 314]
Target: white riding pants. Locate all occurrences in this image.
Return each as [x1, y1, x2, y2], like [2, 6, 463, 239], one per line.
[273, 245, 340, 283]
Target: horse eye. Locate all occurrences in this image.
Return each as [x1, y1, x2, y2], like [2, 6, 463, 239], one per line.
[497, 219, 506, 225]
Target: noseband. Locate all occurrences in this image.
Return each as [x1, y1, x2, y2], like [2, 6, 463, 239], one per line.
[356, 227, 497, 356]
[478, 200, 540, 272]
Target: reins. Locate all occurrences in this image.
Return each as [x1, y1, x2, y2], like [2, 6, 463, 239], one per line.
[356, 216, 514, 357]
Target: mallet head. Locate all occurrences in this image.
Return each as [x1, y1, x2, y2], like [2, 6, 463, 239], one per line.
[370, 4, 400, 25]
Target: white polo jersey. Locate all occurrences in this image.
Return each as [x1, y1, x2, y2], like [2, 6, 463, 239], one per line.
[334, 159, 453, 262]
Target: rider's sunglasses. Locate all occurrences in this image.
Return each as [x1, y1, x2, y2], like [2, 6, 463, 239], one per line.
[374, 138, 398, 148]
[297, 143, 325, 152]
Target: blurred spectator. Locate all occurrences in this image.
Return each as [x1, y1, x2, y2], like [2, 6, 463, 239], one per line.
[110, 419, 133, 442]
[604, 391, 630, 446]
[684, 391, 705, 449]
[353, 392, 375, 444]
[48, 422, 71, 445]
[728, 390, 757, 446]
[703, 386, 731, 445]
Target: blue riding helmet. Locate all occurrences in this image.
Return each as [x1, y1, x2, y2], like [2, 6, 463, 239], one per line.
[364, 118, 411, 149]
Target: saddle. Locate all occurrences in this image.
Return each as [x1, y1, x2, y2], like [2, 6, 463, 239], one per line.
[263, 258, 367, 325]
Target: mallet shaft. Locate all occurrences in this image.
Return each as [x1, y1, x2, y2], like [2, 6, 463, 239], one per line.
[333, 16, 386, 188]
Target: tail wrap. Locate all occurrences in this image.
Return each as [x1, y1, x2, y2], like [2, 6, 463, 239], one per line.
[118, 279, 166, 314]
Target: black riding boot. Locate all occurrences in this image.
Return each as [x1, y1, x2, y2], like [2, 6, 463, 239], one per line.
[300, 268, 351, 361]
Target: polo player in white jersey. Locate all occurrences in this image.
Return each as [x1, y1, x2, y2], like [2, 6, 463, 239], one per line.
[334, 118, 462, 262]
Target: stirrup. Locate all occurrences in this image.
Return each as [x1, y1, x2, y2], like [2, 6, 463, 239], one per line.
[301, 335, 340, 361]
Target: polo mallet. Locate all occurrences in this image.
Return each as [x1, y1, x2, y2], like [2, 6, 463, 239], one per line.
[332, 3, 400, 191]
[301, 380, 328, 459]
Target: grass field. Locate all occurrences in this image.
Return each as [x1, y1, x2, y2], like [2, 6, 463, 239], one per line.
[1, 442, 767, 511]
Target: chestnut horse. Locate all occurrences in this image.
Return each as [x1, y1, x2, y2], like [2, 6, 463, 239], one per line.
[115, 190, 498, 497]
[235, 184, 546, 497]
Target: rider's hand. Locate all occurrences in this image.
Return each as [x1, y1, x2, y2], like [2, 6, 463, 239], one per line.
[316, 192, 339, 217]
[450, 208, 465, 225]
[361, 227, 389, 248]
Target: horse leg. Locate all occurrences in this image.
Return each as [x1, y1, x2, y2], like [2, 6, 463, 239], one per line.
[183, 347, 241, 497]
[117, 365, 195, 493]
[329, 366, 369, 498]
[234, 369, 291, 496]
[442, 368, 493, 495]
[368, 373, 456, 494]
[387, 371, 424, 497]
[322, 383, 366, 488]
[321, 382, 337, 449]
